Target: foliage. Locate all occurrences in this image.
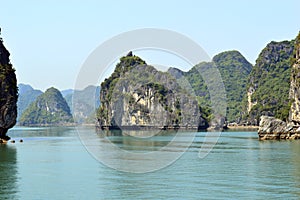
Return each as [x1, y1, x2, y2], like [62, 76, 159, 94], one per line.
[183, 50, 252, 122]
[19, 87, 73, 126]
[97, 53, 207, 127]
[0, 64, 18, 125]
[243, 40, 294, 123]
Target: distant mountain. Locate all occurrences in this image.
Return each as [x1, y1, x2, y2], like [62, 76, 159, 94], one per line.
[61, 89, 74, 97]
[19, 87, 73, 126]
[212, 51, 253, 122]
[17, 83, 43, 122]
[18, 83, 35, 94]
[65, 85, 100, 124]
[168, 50, 253, 123]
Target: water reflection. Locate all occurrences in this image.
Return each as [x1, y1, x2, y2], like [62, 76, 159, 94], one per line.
[80, 128, 196, 173]
[9, 126, 75, 138]
[0, 145, 18, 199]
[98, 130, 177, 151]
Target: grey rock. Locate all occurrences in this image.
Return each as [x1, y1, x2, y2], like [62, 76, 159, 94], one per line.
[97, 54, 208, 130]
[258, 116, 298, 140]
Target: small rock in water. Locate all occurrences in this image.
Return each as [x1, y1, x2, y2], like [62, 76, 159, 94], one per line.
[20, 139, 23, 143]
[11, 140, 15, 143]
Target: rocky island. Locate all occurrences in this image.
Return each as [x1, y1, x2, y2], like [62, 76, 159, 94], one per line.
[97, 52, 208, 130]
[258, 32, 300, 140]
[0, 33, 18, 141]
[19, 87, 74, 126]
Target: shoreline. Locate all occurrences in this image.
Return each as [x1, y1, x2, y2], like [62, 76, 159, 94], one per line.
[14, 124, 259, 131]
[226, 125, 259, 130]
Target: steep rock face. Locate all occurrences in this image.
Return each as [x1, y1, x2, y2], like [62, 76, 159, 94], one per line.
[244, 40, 294, 125]
[97, 53, 208, 130]
[19, 87, 73, 126]
[289, 33, 300, 123]
[258, 32, 300, 140]
[0, 36, 18, 140]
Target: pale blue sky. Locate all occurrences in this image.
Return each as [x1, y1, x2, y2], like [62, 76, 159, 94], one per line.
[1, 0, 299, 91]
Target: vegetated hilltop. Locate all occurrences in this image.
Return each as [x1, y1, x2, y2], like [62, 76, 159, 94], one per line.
[258, 32, 300, 140]
[168, 50, 252, 123]
[243, 40, 294, 125]
[19, 87, 73, 126]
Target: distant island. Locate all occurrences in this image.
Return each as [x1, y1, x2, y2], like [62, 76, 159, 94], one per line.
[17, 85, 100, 126]
[19, 87, 74, 126]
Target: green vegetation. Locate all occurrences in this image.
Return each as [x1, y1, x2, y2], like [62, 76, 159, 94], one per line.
[182, 50, 252, 122]
[19, 87, 73, 126]
[97, 53, 208, 128]
[100, 55, 146, 102]
[0, 64, 17, 105]
[243, 40, 294, 123]
[290, 32, 300, 66]
[97, 34, 300, 127]
[0, 36, 18, 140]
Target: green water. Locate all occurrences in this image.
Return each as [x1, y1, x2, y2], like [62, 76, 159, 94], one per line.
[1, 127, 300, 199]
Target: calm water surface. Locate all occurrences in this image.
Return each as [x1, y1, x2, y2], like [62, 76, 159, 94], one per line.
[1, 127, 300, 199]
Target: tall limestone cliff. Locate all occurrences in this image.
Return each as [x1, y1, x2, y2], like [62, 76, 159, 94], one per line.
[258, 32, 300, 140]
[289, 32, 300, 123]
[244, 40, 294, 125]
[0, 34, 18, 140]
[97, 53, 208, 130]
[19, 87, 73, 126]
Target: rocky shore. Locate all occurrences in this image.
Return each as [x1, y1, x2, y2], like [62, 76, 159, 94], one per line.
[258, 116, 300, 140]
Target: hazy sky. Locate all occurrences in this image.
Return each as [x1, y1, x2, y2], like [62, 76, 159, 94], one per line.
[1, 0, 299, 91]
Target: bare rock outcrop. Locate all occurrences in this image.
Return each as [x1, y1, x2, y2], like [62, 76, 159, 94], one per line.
[258, 116, 300, 140]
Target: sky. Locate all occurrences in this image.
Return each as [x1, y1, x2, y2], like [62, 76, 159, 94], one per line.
[1, 0, 299, 91]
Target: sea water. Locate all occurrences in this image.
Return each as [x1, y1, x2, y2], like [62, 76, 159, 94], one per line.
[1, 127, 300, 199]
